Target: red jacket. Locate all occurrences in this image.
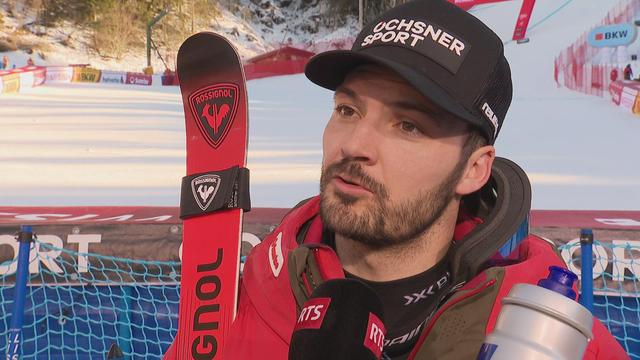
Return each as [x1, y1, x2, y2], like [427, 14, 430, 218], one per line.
[165, 196, 629, 359]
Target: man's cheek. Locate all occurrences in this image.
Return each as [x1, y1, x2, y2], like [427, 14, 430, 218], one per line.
[322, 128, 343, 163]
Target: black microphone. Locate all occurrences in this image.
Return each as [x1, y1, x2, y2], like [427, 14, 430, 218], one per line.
[288, 278, 387, 360]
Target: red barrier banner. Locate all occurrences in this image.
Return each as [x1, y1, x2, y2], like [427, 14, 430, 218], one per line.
[513, 0, 536, 41]
[0, 207, 288, 226]
[32, 66, 46, 86]
[610, 80, 624, 105]
[620, 84, 640, 111]
[2, 206, 640, 230]
[46, 66, 74, 83]
[125, 72, 152, 86]
[531, 210, 640, 230]
[0, 66, 45, 89]
[244, 58, 309, 80]
[1, 207, 638, 279]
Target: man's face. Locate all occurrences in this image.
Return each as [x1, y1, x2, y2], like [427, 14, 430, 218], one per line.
[320, 65, 471, 249]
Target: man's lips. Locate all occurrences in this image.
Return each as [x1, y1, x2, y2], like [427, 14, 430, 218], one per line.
[332, 175, 373, 194]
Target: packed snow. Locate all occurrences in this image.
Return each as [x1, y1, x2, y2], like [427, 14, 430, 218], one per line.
[1, 0, 640, 210]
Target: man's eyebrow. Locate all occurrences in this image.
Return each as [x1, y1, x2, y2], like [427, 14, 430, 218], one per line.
[391, 100, 448, 120]
[334, 85, 357, 100]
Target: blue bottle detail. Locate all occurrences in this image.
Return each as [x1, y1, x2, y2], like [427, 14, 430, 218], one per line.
[476, 343, 499, 360]
[537, 266, 578, 300]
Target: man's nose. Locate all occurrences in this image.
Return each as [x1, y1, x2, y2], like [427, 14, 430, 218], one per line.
[340, 117, 379, 165]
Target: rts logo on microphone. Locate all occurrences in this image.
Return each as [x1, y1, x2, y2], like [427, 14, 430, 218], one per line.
[364, 313, 386, 358]
[295, 298, 331, 330]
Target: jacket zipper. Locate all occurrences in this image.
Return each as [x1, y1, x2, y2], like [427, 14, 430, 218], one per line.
[407, 279, 497, 360]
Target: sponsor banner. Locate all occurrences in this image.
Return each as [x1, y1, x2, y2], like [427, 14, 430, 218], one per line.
[100, 70, 126, 84]
[530, 210, 640, 230]
[32, 66, 46, 86]
[546, 230, 640, 297]
[125, 72, 152, 86]
[610, 80, 624, 105]
[588, 23, 637, 48]
[620, 85, 639, 111]
[1, 224, 637, 293]
[2, 207, 640, 229]
[18, 70, 35, 88]
[46, 66, 74, 83]
[0, 207, 287, 225]
[72, 67, 101, 83]
[0, 208, 638, 292]
[634, 94, 640, 114]
[1, 73, 20, 94]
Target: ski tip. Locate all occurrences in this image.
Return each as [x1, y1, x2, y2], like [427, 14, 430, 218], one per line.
[177, 32, 242, 80]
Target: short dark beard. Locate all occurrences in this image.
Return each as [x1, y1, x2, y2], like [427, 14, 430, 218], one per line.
[319, 157, 467, 249]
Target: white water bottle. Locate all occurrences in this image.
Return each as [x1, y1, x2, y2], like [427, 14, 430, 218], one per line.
[477, 266, 593, 360]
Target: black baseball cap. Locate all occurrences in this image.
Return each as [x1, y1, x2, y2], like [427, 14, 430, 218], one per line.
[305, 0, 512, 144]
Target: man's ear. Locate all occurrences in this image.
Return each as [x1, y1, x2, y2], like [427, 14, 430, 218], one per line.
[456, 145, 495, 196]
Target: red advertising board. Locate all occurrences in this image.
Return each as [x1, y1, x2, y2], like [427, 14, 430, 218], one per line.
[32, 66, 46, 86]
[620, 85, 639, 111]
[2, 206, 640, 230]
[609, 80, 624, 105]
[125, 72, 152, 86]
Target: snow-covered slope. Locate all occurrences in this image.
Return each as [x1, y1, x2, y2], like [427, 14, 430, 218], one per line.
[0, 0, 357, 72]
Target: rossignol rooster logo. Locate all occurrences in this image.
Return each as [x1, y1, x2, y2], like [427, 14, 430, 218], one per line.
[191, 174, 221, 211]
[201, 103, 230, 134]
[188, 83, 239, 148]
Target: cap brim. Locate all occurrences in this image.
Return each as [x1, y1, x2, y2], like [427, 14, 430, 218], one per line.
[305, 50, 487, 136]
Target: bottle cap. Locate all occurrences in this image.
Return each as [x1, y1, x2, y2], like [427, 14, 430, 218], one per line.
[537, 266, 578, 300]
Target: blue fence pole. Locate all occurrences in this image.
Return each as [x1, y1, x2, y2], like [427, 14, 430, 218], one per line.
[579, 228, 594, 313]
[6, 225, 35, 360]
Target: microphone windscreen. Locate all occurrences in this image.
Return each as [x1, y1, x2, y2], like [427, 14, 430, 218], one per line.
[288, 278, 386, 360]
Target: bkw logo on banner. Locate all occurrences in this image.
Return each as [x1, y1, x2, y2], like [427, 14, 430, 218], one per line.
[588, 23, 637, 48]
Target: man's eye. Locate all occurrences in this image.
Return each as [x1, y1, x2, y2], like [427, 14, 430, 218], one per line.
[335, 105, 356, 117]
[400, 121, 422, 135]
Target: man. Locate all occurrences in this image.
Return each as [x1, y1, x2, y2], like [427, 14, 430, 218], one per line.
[225, 0, 628, 359]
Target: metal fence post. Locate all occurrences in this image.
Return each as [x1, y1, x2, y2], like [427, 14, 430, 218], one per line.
[579, 228, 594, 313]
[6, 225, 35, 360]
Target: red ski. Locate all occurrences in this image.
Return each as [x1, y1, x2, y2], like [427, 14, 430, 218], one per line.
[164, 32, 249, 360]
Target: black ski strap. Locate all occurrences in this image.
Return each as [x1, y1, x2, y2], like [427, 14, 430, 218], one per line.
[180, 166, 251, 219]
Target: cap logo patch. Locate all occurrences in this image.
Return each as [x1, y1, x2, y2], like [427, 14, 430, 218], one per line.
[359, 18, 471, 74]
[481, 102, 499, 136]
